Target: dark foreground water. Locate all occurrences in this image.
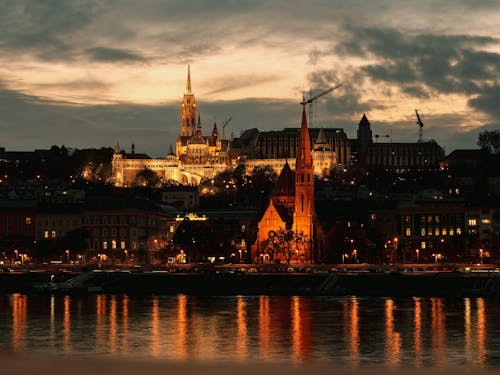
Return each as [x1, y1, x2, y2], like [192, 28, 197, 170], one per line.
[1, 294, 500, 368]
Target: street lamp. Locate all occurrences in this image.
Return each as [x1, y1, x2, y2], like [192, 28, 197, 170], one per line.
[342, 253, 348, 264]
[416, 249, 420, 263]
[65, 249, 70, 264]
[479, 248, 483, 264]
[353, 249, 357, 263]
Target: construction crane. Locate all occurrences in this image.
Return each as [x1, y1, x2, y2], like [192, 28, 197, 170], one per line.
[415, 109, 424, 143]
[222, 117, 232, 140]
[301, 83, 343, 127]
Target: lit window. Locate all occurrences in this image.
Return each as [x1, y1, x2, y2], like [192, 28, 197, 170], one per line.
[266, 219, 270, 225]
[44, 231, 49, 239]
[169, 225, 174, 233]
[427, 216, 432, 223]
[405, 227, 411, 237]
[449, 228, 454, 236]
[427, 228, 433, 236]
[241, 225, 246, 232]
[435, 216, 440, 223]
[120, 241, 126, 250]
[103, 241, 108, 250]
[468, 219, 477, 226]
[456, 227, 462, 235]
[370, 213, 376, 221]
[434, 228, 440, 236]
[51, 231, 56, 238]
[421, 242, 426, 249]
[481, 219, 491, 224]
[111, 240, 117, 249]
[421, 228, 426, 236]
[442, 228, 447, 236]
[25, 217, 32, 225]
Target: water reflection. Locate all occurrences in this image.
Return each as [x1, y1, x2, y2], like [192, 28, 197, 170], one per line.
[385, 299, 401, 367]
[0, 294, 497, 367]
[413, 297, 422, 367]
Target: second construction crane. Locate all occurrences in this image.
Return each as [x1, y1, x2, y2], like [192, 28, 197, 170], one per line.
[415, 109, 424, 142]
[301, 83, 343, 127]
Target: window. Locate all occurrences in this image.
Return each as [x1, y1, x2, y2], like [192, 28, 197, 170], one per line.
[427, 228, 433, 236]
[434, 228, 440, 236]
[449, 228, 454, 236]
[241, 225, 246, 232]
[421, 228, 426, 236]
[468, 219, 477, 226]
[25, 217, 32, 225]
[44, 230, 49, 239]
[103, 241, 108, 250]
[421, 241, 426, 249]
[111, 240, 117, 249]
[427, 216, 432, 223]
[266, 219, 270, 225]
[370, 213, 376, 221]
[456, 227, 462, 235]
[120, 241, 126, 250]
[405, 227, 411, 237]
[442, 228, 447, 236]
[169, 225, 175, 233]
[481, 219, 491, 224]
[51, 230, 56, 238]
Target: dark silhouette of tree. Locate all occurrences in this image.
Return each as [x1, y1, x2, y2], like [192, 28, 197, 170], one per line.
[478, 130, 500, 154]
[134, 167, 160, 187]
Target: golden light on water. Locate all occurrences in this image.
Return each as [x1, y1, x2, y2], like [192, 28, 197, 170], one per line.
[413, 297, 422, 367]
[2, 295, 496, 365]
[259, 296, 271, 361]
[64, 296, 71, 353]
[385, 299, 401, 367]
[11, 294, 27, 353]
[236, 296, 248, 362]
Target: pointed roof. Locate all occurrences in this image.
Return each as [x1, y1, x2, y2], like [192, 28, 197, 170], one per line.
[359, 113, 370, 127]
[296, 105, 312, 167]
[272, 160, 295, 197]
[316, 127, 326, 144]
[212, 122, 219, 137]
[196, 113, 202, 134]
[114, 142, 121, 154]
[167, 144, 174, 156]
[186, 64, 192, 94]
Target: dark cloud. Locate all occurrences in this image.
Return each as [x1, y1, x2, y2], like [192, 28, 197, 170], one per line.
[204, 75, 281, 96]
[85, 47, 147, 63]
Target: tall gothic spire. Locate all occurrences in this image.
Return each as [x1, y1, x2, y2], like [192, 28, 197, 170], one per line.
[297, 105, 312, 165]
[186, 64, 192, 94]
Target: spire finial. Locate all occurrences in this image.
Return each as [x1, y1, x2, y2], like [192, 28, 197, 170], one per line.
[186, 64, 192, 94]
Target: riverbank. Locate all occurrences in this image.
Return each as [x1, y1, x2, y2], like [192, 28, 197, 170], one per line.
[1, 266, 500, 296]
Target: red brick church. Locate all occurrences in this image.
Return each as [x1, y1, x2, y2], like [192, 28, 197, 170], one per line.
[251, 106, 322, 264]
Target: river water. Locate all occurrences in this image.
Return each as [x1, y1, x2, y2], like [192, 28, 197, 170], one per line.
[1, 294, 499, 368]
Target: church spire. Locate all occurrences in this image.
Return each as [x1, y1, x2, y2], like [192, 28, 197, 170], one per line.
[186, 64, 192, 94]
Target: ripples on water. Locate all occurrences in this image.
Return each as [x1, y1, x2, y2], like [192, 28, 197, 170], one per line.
[1, 294, 499, 367]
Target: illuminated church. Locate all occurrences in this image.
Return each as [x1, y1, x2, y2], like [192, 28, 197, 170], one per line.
[251, 106, 321, 264]
[111, 66, 228, 186]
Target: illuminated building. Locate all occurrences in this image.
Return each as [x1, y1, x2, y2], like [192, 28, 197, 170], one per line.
[252, 107, 321, 264]
[111, 66, 228, 187]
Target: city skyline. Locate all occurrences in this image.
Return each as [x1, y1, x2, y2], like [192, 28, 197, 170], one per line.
[1, 1, 500, 156]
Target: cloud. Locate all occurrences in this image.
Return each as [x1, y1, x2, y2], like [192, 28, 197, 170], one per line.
[85, 47, 147, 63]
[204, 75, 281, 96]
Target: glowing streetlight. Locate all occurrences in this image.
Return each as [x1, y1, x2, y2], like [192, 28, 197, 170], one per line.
[353, 249, 358, 263]
[416, 249, 420, 263]
[479, 248, 484, 264]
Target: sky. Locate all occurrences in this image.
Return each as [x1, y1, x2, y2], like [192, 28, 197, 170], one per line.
[1, 0, 500, 157]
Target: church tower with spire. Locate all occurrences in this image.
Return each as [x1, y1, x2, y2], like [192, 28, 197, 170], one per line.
[181, 65, 197, 137]
[293, 105, 316, 261]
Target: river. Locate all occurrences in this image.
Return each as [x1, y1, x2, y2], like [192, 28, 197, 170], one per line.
[1, 294, 499, 367]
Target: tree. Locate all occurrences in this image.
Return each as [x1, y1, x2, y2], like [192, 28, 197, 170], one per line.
[478, 130, 500, 154]
[134, 167, 160, 187]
